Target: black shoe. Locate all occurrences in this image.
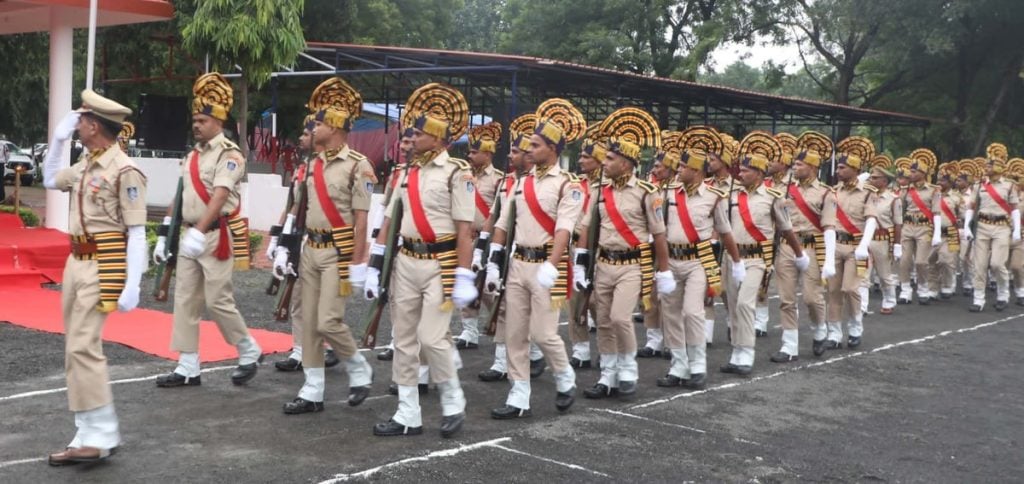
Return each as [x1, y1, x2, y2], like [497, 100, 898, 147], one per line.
[940, 293, 953, 300]
[770, 351, 798, 363]
[1017, 297, 1024, 307]
[918, 296, 931, 305]
[618, 381, 637, 399]
[377, 348, 394, 361]
[632, 313, 644, 323]
[231, 362, 259, 386]
[682, 373, 706, 389]
[373, 419, 423, 437]
[636, 347, 662, 358]
[662, 350, 672, 360]
[530, 358, 546, 379]
[569, 357, 591, 369]
[388, 383, 398, 395]
[719, 363, 752, 376]
[812, 339, 827, 357]
[387, 383, 427, 396]
[589, 326, 597, 333]
[348, 385, 371, 406]
[491, 405, 532, 419]
[419, 383, 429, 395]
[755, 329, 768, 338]
[555, 387, 576, 411]
[283, 397, 323, 414]
[478, 369, 508, 382]
[455, 339, 478, 350]
[898, 297, 911, 305]
[962, 287, 973, 297]
[847, 336, 862, 349]
[274, 357, 302, 372]
[824, 340, 842, 351]
[440, 412, 465, 438]
[583, 383, 618, 399]
[324, 349, 340, 368]
[969, 304, 983, 313]
[995, 300, 1008, 311]
[656, 374, 686, 387]
[155, 372, 201, 388]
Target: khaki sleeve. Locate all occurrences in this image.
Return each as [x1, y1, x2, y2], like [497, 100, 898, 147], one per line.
[118, 168, 148, 226]
[863, 193, 879, 219]
[1010, 185, 1021, 206]
[352, 159, 375, 212]
[930, 191, 942, 214]
[494, 182, 516, 234]
[712, 197, 731, 234]
[450, 168, 475, 223]
[213, 149, 245, 189]
[577, 186, 597, 231]
[645, 191, 666, 236]
[892, 197, 904, 225]
[52, 166, 78, 192]
[772, 198, 793, 232]
[819, 189, 837, 230]
[556, 181, 584, 233]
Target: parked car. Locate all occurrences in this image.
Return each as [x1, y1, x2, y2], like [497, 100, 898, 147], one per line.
[3, 152, 36, 186]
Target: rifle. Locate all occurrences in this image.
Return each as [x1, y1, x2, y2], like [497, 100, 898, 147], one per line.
[360, 171, 407, 348]
[470, 178, 502, 311]
[485, 196, 516, 336]
[266, 166, 302, 298]
[571, 168, 603, 326]
[153, 177, 184, 301]
[273, 160, 311, 322]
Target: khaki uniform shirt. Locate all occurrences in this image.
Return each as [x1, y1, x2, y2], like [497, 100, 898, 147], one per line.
[873, 188, 902, 230]
[707, 173, 734, 192]
[54, 146, 148, 235]
[937, 189, 964, 229]
[472, 163, 504, 230]
[832, 180, 879, 234]
[664, 182, 731, 244]
[901, 181, 941, 223]
[783, 178, 836, 233]
[495, 164, 583, 247]
[972, 178, 1019, 218]
[579, 175, 666, 250]
[180, 132, 244, 224]
[304, 146, 374, 231]
[382, 163, 407, 208]
[386, 150, 475, 239]
[729, 182, 791, 245]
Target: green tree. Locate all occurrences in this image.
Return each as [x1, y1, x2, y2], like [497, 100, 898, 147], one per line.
[177, 0, 306, 157]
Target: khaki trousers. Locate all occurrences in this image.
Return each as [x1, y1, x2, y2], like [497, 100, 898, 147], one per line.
[899, 223, 934, 290]
[960, 237, 974, 288]
[928, 240, 958, 294]
[62, 256, 113, 412]
[723, 256, 765, 349]
[171, 230, 250, 352]
[1010, 240, 1024, 294]
[643, 291, 661, 330]
[868, 239, 898, 307]
[289, 275, 303, 350]
[594, 262, 641, 354]
[660, 258, 706, 348]
[503, 259, 570, 381]
[776, 242, 826, 329]
[390, 252, 457, 386]
[827, 244, 863, 321]
[299, 245, 359, 368]
[972, 222, 1011, 302]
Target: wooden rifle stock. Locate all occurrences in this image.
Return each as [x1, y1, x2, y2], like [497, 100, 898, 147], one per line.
[274, 277, 295, 322]
[485, 200, 516, 336]
[267, 160, 310, 321]
[152, 177, 183, 301]
[360, 184, 405, 348]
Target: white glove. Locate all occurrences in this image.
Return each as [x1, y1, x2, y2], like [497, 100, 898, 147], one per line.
[348, 263, 367, 288]
[56, 111, 80, 141]
[963, 210, 975, 241]
[364, 266, 381, 300]
[472, 232, 490, 271]
[854, 218, 876, 261]
[1013, 209, 1022, 242]
[573, 264, 589, 291]
[180, 227, 206, 259]
[821, 262, 836, 280]
[484, 262, 502, 295]
[730, 258, 746, 284]
[855, 244, 870, 261]
[794, 252, 810, 272]
[265, 236, 279, 262]
[118, 225, 147, 312]
[893, 243, 903, 261]
[452, 267, 478, 309]
[536, 261, 559, 289]
[272, 246, 294, 280]
[932, 215, 943, 247]
[856, 172, 870, 183]
[152, 216, 172, 265]
[655, 270, 676, 295]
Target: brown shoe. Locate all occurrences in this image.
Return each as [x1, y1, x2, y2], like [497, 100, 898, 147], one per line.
[48, 446, 116, 466]
[879, 307, 894, 315]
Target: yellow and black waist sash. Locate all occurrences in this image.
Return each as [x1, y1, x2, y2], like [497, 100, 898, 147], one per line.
[71, 231, 126, 313]
[307, 226, 356, 296]
[668, 241, 722, 297]
[598, 243, 654, 311]
[400, 234, 458, 312]
[514, 242, 571, 309]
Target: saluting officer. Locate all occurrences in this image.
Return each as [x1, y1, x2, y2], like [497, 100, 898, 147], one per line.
[964, 144, 1021, 312]
[43, 91, 147, 465]
[365, 83, 474, 438]
[154, 73, 263, 387]
[897, 149, 943, 305]
[273, 77, 375, 414]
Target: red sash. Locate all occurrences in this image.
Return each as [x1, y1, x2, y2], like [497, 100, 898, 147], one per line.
[984, 183, 1013, 214]
[292, 163, 307, 183]
[580, 181, 591, 210]
[405, 166, 437, 242]
[602, 185, 642, 246]
[908, 187, 935, 220]
[524, 175, 556, 236]
[389, 168, 402, 192]
[737, 191, 767, 242]
[504, 176, 515, 196]
[788, 184, 823, 232]
[764, 179, 773, 188]
[674, 190, 700, 243]
[833, 194, 862, 235]
[188, 149, 233, 259]
[312, 158, 347, 227]
[940, 197, 957, 225]
[474, 190, 491, 219]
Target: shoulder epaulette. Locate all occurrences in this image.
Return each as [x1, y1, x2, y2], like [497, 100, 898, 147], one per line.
[706, 185, 728, 198]
[665, 181, 684, 191]
[493, 168, 506, 178]
[221, 138, 240, 151]
[600, 179, 612, 186]
[564, 172, 581, 183]
[349, 149, 368, 161]
[765, 187, 785, 198]
[863, 184, 879, 193]
[636, 180, 658, 193]
[448, 157, 471, 170]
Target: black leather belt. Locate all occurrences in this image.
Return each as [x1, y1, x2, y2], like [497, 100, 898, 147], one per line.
[668, 243, 699, 260]
[796, 232, 817, 246]
[401, 238, 457, 256]
[872, 228, 891, 241]
[905, 214, 931, 225]
[306, 230, 333, 244]
[599, 247, 641, 264]
[183, 223, 216, 233]
[978, 214, 1010, 226]
[514, 245, 549, 262]
[837, 232, 861, 244]
[736, 243, 762, 258]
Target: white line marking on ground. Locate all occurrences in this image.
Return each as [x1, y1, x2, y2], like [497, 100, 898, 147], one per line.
[318, 437, 512, 483]
[489, 444, 612, 478]
[628, 313, 1024, 411]
[591, 408, 706, 434]
[0, 365, 236, 403]
[0, 457, 46, 469]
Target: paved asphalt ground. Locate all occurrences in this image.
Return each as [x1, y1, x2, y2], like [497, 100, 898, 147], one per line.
[3, 261, 1024, 482]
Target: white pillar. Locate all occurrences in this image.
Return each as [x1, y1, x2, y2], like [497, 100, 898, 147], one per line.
[46, 7, 73, 231]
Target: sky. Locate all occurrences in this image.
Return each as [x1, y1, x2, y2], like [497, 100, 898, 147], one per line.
[706, 38, 806, 74]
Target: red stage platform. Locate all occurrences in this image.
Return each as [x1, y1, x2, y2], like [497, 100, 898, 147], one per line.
[0, 213, 70, 287]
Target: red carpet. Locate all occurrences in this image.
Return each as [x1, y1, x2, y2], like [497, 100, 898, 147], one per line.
[0, 287, 293, 362]
[0, 219, 71, 287]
